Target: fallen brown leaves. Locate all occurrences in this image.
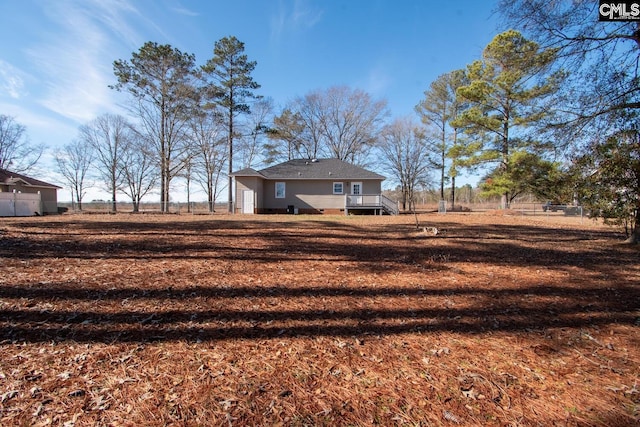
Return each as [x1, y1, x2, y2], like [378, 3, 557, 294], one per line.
[0, 213, 638, 426]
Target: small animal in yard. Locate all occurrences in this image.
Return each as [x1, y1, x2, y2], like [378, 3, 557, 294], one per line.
[422, 226, 439, 235]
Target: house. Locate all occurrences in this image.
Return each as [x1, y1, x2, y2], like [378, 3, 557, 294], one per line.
[231, 158, 398, 215]
[0, 169, 61, 216]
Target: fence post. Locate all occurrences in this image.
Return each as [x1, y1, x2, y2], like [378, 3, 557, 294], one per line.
[438, 200, 447, 214]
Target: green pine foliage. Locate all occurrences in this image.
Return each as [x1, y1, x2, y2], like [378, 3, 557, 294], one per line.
[573, 130, 640, 243]
[201, 36, 261, 213]
[452, 30, 565, 207]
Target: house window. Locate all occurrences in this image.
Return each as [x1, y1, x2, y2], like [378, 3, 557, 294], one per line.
[275, 182, 286, 198]
[333, 182, 343, 194]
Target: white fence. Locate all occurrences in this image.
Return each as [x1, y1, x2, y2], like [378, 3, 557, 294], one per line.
[0, 192, 42, 217]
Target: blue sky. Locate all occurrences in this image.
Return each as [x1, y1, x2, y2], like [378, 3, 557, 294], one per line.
[0, 0, 499, 201]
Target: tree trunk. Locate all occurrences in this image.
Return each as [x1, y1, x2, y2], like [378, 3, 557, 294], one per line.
[624, 234, 638, 244]
[160, 111, 167, 212]
[228, 123, 234, 214]
[401, 184, 407, 211]
[440, 156, 445, 201]
[208, 184, 214, 213]
[450, 176, 456, 211]
[624, 208, 639, 244]
[186, 180, 191, 213]
[450, 126, 459, 212]
[111, 181, 117, 213]
[502, 117, 509, 209]
[163, 174, 170, 213]
[160, 158, 166, 213]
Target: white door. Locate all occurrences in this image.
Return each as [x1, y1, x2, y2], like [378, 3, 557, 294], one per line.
[351, 182, 362, 195]
[242, 190, 254, 214]
[351, 182, 362, 205]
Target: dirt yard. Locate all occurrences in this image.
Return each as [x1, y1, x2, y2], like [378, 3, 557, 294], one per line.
[0, 212, 638, 426]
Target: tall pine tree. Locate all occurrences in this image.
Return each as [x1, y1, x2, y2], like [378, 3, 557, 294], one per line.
[202, 36, 260, 213]
[453, 30, 563, 208]
[112, 42, 197, 212]
[416, 69, 468, 210]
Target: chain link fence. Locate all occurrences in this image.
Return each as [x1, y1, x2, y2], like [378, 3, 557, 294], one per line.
[58, 201, 230, 215]
[59, 200, 586, 219]
[412, 201, 586, 218]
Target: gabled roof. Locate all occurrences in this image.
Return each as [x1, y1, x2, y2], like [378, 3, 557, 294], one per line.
[232, 158, 385, 180]
[231, 167, 264, 177]
[0, 169, 62, 189]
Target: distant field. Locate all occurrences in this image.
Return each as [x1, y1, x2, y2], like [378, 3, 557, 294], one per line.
[0, 213, 638, 426]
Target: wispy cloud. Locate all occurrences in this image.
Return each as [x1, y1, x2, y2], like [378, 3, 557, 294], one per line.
[0, 60, 27, 99]
[86, 0, 174, 49]
[363, 64, 393, 98]
[23, 0, 145, 123]
[270, 0, 323, 43]
[86, 0, 143, 49]
[171, 3, 200, 17]
[292, 0, 323, 28]
[0, 100, 78, 145]
[270, 7, 287, 42]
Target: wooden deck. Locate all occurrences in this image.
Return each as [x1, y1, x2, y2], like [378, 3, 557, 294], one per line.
[345, 194, 399, 215]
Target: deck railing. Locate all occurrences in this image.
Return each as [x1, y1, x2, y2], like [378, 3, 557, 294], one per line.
[381, 194, 399, 215]
[345, 194, 398, 215]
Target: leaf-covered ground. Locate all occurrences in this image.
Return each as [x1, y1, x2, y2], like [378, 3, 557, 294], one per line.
[0, 213, 638, 426]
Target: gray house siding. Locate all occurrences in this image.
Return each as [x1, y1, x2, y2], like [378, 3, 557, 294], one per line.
[263, 180, 342, 213]
[261, 179, 382, 213]
[234, 176, 264, 214]
[231, 159, 386, 215]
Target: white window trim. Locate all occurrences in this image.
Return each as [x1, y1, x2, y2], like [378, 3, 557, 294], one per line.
[275, 182, 286, 198]
[333, 182, 344, 194]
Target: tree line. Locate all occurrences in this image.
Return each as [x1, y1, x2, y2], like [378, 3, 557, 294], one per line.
[1, 1, 638, 242]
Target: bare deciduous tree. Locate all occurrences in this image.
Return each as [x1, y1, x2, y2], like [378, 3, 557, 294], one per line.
[320, 86, 388, 163]
[238, 97, 273, 169]
[378, 117, 432, 212]
[54, 140, 94, 211]
[79, 113, 132, 212]
[189, 110, 227, 212]
[0, 114, 44, 173]
[498, 0, 640, 134]
[284, 86, 388, 164]
[121, 137, 157, 213]
[292, 91, 327, 160]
